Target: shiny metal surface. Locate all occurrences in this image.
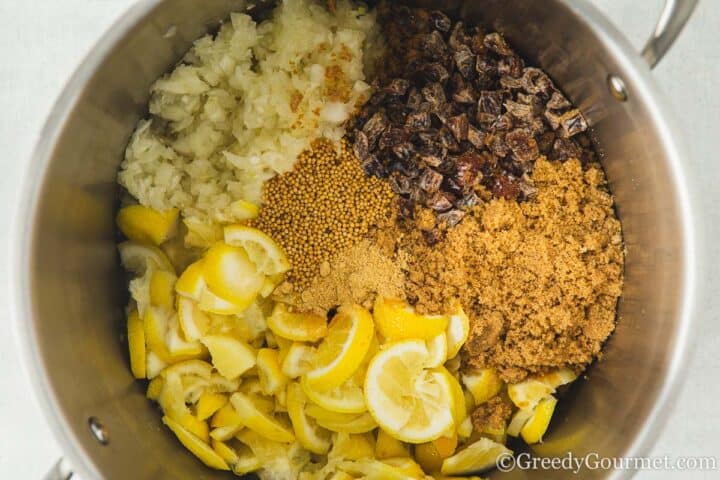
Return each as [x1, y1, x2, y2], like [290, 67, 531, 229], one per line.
[16, 0, 697, 479]
[642, 0, 699, 68]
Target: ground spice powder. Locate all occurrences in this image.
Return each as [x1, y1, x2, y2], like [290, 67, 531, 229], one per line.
[400, 157, 624, 382]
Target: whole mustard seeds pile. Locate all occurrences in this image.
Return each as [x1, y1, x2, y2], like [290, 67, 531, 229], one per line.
[252, 139, 395, 291]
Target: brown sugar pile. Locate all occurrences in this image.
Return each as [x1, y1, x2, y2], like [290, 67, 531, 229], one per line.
[277, 238, 406, 315]
[400, 157, 624, 382]
[252, 139, 395, 290]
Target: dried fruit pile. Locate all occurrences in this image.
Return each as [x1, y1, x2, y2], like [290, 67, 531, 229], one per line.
[350, 3, 594, 235]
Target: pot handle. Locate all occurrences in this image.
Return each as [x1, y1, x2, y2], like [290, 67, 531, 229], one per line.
[641, 0, 698, 68]
[42, 458, 73, 480]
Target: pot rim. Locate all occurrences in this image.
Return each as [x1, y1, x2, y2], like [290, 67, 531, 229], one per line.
[12, 1, 697, 479]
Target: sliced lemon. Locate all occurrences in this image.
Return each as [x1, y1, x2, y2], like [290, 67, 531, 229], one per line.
[117, 205, 179, 245]
[415, 434, 458, 473]
[146, 376, 164, 401]
[328, 472, 354, 480]
[211, 403, 244, 429]
[149, 270, 176, 309]
[286, 382, 331, 454]
[162, 359, 213, 380]
[198, 288, 247, 315]
[201, 335, 256, 380]
[457, 416, 474, 439]
[373, 297, 448, 341]
[177, 297, 210, 341]
[462, 369, 504, 405]
[507, 409, 534, 437]
[507, 368, 577, 410]
[375, 430, 409, 459]
[211, 440, 262, 475]
[441, 437, 512, 476]
[183, 216, 224, 249]
[229, 199, 260, 221]
[229, 392, 295, 443]
[127, 309, 146, 379]
[305, 304, 374, 391]
[365, 340, 454, 444]
[446, 304, 470, 359]
[300, 375, 366, 414]
[162, 415, 229, 470]
[520, 395, 557, 444]
[426, 332, 448, 368]
[175, 259, 206, 301]
[256, 348, 289, 395]
[267, 303, 328, 342]
[540, 367, 578, 388]
[144, 306, 171, 362]
[197, 392, 228, 421]
[281, 343, 315, 379]
[203, 242, 264, 309]
[329, 432, 375, 461]
[146, 351, 167, 379]
[224, 225, 291, 276]
[436, 367, 467, 426]
[340, 458, 414, 479]
[381, 457, 426, 478]
[118, 241, 174, 276]
[305, 405, 378, 434]
[165, 314, 206, 361]
[210, 425, 244, 442]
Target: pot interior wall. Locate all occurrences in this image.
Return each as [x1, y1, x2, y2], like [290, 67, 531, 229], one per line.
[25, 0, 690, 478]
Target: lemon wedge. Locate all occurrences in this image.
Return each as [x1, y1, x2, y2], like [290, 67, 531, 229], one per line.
[446, 304, 470, 359]
[415, 434, 458, 473]
[375, 430, 409, 459]
[229, 199, 260, 221]
[507, 368, 577, 410]
[229, 392, 295, 443]
[224, 225, 291, 276]
[149, 270, 176, 309]
[328, 432, 376, 461]
[146, 376, 164, 401]
[304, 304, 374, 391]
[339, 458, 416, 480]
[211, 440, 262, 475]
[462, 369, 504, 405]
[183, 217, 224, 249]
[256, 348, 289, 395]
[201, 335, 256, 380]
[203, 242, 264, 309]
[127, 309, 146, 379]
[175, 259, 206, 301]
[144, 306, 171, 362]
[304, 405, 378, 434]
[286, 382, 331, 454]
[165, 314, 206, 361]
[436, 367, 467, 426]
[426, 332, 448, 368]
[197, 392, 228, 421]
[176, 297, 210, 341]
[382, 457, 426, 478]
[118, 242, 174, 276]
[520, 395, 558, 444]
[457, 416, 474, 439]
[281, 343, 315, 379]
[300, 375, 366, 414]
[162, 415, 229, 470]
[211, 403, 244, 429]
[365, 340, 455, 444]
[441, 437, 512, 475]
[146, 351, 167, 379]
[198, 288, 247, 315]
[117, 205, 179, 245]
[373, 297, 448, 341]
[267, 303, 328, 342]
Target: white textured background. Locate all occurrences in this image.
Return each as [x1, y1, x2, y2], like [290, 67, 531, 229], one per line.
[0, 1, 717, 478]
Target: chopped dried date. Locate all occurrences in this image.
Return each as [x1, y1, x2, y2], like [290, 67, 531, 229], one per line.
[483, 33, 513, 56]
[547, 91, 571, 110]
[449, 22, 471, 50]
[384, 78, 411, 97]
[363, 111, 389, 148]
[455, 152, 482, 187]
[447, 114, 469, 142]
[476, 56, 498, 77]
[422, 229, 443, 246]
[522, 67, 554, 96]
[499, 75, 525, 90]
[478, 90, 506, 116]
[422, 83, 447, 109]
[426, 191, 454, 212]
[419, 63, 450, 84]
[418, 168, 444, 193]
[430, 10, 452, 32]
[498, 55, 523, 78]
[537, 131, 556, 154]
[420, 31, 449, 60]
[454, 46, 476, 80]
[389, 174, 413, 196]
[490, 134, 511, 157]
[493, 113, 514, 132]
[437, 209, 466, 228]
[492, 176, 521, 199]
[505, 100, 536, 123]
[406, 111, 432, 129]
[506, 128, 539, 163]
[551, 137, 584, 161]
[456, 191, 481, 209]
[407, 87, 423, 109]
[391, 142, 415, 161]
[467, 125, 486, 149]
[361, 155, 385, 177]
[558, 109, 588, 137]
[398, 197, 415, 220]
[418, 152, 443, 168]
[379, 128, 409, 150]
[544, 109, 563, 130]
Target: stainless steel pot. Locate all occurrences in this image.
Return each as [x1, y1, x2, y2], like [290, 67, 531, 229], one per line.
[15, 1, 698, 479]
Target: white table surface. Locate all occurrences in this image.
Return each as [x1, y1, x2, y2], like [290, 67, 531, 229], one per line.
[0, 1, 717, 478]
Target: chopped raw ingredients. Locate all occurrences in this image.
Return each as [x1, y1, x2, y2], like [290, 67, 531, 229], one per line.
[114, 1, 625, 478]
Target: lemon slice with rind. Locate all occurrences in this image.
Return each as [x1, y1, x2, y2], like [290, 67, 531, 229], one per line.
[426, 332, 448, 368]
[462, 368, 504, 406]
[177, 297, 210, 341]
[211, 440, 262, 475]
[117, 205, 179, 245]
[520, 395, 558, 444]
[149, 270, 176, 309]
[203, 242, 264, 310]
[446, 304, 470, 359]
[229, 199, 260, 221]
[175, 259, 206, 301]
[224, 225, 291, 276]
[301, 375, 366, 414]
[281, 343, 316, 379]
[441, 437, 512, 475]
[374, 430, 410, 459]
[201, 335, 256, 380]
[119, 242, 174, 276]
[364, 340, 455, 444]
[198, 288, 247, 316]
[373, 297, 448, 341]
[286, 382, 331, 454]
[197, 392, 228, 421]
[267, 303, 328, 342]
[127, 309, 146, 379]
[162, 415, 229, 470]
[229, 392, 295, 443]
[256, 348, 289, 395]
[507, 367, 577, 410]
[304, 304, 374, 391]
